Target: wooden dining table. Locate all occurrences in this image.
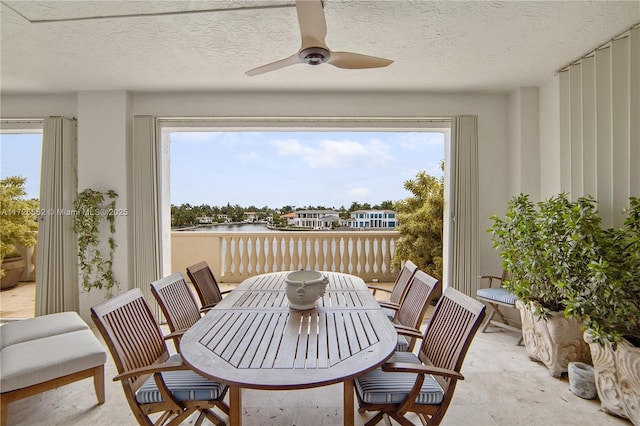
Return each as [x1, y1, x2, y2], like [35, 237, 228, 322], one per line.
[180, 270, 398, 426]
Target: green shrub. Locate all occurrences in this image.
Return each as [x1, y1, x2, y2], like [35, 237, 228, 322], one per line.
[0, 176, 38, 276]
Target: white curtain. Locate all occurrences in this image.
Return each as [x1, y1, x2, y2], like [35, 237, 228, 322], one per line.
[35, 117, 78, 315]
[132, 115, 162, 316]
[447, 115, 479, 296]
[559, 26, 639, 228]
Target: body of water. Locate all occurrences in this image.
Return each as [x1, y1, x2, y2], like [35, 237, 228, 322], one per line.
[179, 223, 278, 232]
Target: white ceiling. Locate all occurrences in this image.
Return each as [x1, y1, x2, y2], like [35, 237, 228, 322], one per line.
[1, 0, 639, 95]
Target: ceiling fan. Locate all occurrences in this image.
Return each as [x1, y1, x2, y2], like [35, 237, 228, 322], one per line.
[246, 0, 393, 76]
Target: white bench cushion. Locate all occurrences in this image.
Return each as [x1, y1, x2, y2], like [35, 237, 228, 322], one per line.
[0, 312, 89, 350]
[0, 329, 106, 392]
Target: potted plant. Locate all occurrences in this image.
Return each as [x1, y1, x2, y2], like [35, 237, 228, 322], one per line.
[0, 176, 38, 289]
[565, 196, 640, 423]
[488, 193, 592, 377]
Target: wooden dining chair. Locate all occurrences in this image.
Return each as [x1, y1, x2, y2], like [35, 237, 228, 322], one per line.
[91, 288, 229, 426]
[392, 270, 440, 352]
[369, 260, 418, 319]
[150, 272, 203, 350]
[476, 270, 523, 345]
[355, 287, 486, 426]
[186, 261, 231, 311]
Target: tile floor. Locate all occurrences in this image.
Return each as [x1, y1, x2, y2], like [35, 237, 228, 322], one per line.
[0, 282, 630, 425]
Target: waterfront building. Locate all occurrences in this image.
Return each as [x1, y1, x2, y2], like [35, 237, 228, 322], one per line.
[348, 210, 398, 229]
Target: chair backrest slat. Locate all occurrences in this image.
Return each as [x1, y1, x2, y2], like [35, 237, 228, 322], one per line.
[395, 270, 439, 330]
[91, 288, 169, 391]
[389, 260, 418, 305]
[186, 261, 223, 309]
[151, 272, 202, 332]
[418, 287, 485, 390]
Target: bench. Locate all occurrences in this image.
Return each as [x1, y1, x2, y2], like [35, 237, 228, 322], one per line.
[0, 312, 107, 426]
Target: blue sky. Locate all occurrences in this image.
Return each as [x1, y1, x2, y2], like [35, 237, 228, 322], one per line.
[0, 132, 42, 199]
[169, 131, 443, 209]
[1, 131, 444, 208]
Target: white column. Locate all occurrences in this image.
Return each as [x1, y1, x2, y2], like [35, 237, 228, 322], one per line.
[76, 91, 131, 321]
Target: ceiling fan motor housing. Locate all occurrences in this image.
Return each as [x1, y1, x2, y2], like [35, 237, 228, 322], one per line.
[299, 47, 330, 65]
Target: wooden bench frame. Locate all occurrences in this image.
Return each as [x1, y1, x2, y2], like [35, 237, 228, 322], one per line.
[1, 365, 105, 426]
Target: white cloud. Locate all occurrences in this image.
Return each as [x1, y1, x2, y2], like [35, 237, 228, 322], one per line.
[348, 187, 371, 199]
[270, 138, 393, 169]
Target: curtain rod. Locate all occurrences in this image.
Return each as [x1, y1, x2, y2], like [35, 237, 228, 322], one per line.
[557, 22, 640, 73]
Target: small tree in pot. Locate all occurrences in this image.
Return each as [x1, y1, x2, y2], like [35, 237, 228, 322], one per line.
[488, 193, 593, 377]
[565, 196, 640, 423]
[0, 176, 38, 289]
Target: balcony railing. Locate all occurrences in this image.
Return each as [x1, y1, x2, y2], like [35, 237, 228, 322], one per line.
[171, 230, 400, 283]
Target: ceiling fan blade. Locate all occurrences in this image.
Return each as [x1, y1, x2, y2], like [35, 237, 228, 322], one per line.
[328, 51, 393, 69]
[245, 54, 301, 76]
[296, 0, 328, 49]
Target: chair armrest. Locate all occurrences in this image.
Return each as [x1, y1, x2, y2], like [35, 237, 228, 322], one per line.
[377, 301, 400, 310]
[382, 362, 464, 381]
[113, 358, 189, 381]
[480, 275, 504, 288]
[163, 329, 186, 341]
[368, 285, 393, 296]
[394, 324, 423, 339]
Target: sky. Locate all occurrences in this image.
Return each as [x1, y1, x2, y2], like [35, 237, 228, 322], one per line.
[169, 131, 444, 209]
[0, 131, 444, 209]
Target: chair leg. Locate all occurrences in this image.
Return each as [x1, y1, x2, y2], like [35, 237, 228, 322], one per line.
[481, 307, 496, 332]
[93, 365, 105, 404]
[200, 408, 226, 426]
[365, 411, 386, 426]
[1, 394, 8, 426]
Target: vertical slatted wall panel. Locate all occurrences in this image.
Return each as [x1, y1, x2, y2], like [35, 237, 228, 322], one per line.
[559, 26, 639, 228]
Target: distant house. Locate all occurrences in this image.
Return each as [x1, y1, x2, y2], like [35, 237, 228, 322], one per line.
[282, 212, 297, 226]
[244, 211, 259, 222]
[293, 209, 341, 229]
[197, 216, 213, 224]
[347, 210, 398, 229]
[217, 214, 230, 223]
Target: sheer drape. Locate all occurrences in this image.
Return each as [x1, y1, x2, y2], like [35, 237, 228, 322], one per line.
[447, 115, 479, 296]
[35, 117, 78, 315]
[132, 115, 162, 316]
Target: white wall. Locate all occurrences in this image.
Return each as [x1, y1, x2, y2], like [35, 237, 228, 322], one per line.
[507, 87, 540, 200]
[539, 76, 562, 198]
[76, 91, 132, 319]
[2, 89, 512, 314]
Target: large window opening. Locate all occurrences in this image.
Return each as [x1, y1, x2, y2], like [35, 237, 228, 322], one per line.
[1, 130, 43, 319]
[163, 126, 448, 284]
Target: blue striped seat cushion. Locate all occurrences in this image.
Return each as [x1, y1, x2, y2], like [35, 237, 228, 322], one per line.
[136, 355, 227, 404]
[383, 307, 395, 319]
[355, 352, 444, 405]
[476, 288, 518, 305]
[396, 334, 409, 352]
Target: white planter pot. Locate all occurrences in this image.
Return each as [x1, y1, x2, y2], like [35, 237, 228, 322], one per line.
[516, 300, 591, 377]
[585, 331, 640, 425]
[284, 270, 328, 310]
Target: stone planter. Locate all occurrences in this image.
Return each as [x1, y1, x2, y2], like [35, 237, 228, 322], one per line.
[1, 255, 26, 290]
[516, 300, 591, 377]
[585, 331, 640, 424]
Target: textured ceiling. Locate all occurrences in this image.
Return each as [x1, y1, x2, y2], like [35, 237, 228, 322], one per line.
[1, 0, 639, 95]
